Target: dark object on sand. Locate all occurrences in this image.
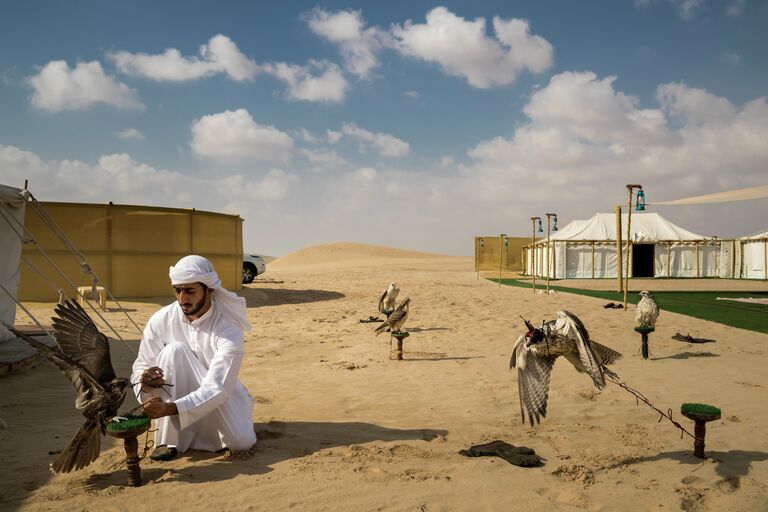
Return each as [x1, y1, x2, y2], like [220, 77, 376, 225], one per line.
[459, 440, 544, 467]
[358, 316, 383, 323]
[681, 403, 721, 459]
[634, 325, 655, 360]
[106, 415, 151, 486]
[672, 332, 716, 344]
[603, 302, 624, 309]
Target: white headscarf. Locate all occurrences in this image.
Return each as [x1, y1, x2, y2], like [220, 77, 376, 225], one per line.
[169, 255, 251, 333]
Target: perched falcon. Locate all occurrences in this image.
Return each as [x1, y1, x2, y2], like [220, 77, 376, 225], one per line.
[510, 311, 622, 425]
[374, 297, 410, 336]
[7, 300, 130, 473]
[635, 290, 659, 328]
[378, 282, 400, 313]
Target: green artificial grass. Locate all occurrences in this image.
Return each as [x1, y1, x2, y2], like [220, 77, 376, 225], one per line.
[107, 414, 150, 433]
[681, 403, 721, 419]
[491, 278, 768, 334]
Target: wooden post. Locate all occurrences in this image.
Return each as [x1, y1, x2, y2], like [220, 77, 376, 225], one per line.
[764, 239, 767, 280]
[616, 206, 623, 292]
[498, 235, 503, 287]
[106, 202, 113, 292]
[124, 435, 142, 486]
[531, 217, 539, 292]
[591, 241, 596, 279]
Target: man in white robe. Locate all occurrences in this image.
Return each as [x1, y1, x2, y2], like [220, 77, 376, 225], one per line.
[131, 255, 257, 460]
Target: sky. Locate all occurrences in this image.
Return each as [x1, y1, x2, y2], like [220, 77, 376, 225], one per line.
[1, 0, 767, 256]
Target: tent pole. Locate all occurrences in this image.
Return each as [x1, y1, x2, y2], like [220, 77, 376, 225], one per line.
[591, 241, 595, 279]
[764, 239, 767, 280]
[696, 241, 700, 278]
[616, 206, 623, 292]
[667, 242, 671, 278]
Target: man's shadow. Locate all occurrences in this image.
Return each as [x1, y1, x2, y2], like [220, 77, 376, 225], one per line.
[89, 421, 448, 488]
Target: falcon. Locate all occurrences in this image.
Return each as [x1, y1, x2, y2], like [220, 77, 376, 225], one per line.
[635, 290, 659, 328]
[510, 310, 622, 425]
[374, 297, 410, 336]
[378, 282, 400, 313]
[7, 300, 130, 473]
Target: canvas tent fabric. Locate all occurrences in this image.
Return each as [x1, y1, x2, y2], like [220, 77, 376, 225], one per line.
[527, 212, 729, 279]
[739, 228, 767, 279]
[0, 184, 26, 342]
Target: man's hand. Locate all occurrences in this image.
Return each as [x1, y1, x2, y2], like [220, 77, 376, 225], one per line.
[142, 397, 178, 419]
[140, 366, 165, 393]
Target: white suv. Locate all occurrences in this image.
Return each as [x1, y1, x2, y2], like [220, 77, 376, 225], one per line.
[242, 254, 266, 283]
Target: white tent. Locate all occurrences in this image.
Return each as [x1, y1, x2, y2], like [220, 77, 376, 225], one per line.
[0, 185, 26, 341]
[527, 212, 730, 279]
[739, 229, 767, 279]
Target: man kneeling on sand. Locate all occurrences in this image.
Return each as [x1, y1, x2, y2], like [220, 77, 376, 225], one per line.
[131, 255, 257, 461]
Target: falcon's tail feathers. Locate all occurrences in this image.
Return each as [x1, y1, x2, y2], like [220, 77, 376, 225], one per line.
[51, 420, 101, 473]
[374, 323, 387, 337]
[590, 341, 623, 366]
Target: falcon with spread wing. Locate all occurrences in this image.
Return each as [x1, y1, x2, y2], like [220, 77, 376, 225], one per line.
[510, 310, 622, 425]
[378, 282, 400, 313]
[7, 300, 130, 473]
[635, 290, 659, 328]
[374, 297, 410, 336]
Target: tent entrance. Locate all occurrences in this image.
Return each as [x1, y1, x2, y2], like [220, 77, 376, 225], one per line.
[632, 244, 655, 277]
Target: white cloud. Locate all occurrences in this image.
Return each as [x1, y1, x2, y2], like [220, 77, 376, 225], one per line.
[726, 0, 745, 16]
[117, 128, 145, 140]
[352, 167, 378, 182]
[297, 128, 320, 144]
[391, 7, 553, 88]
[190, 109, 294, 162]
[306, 8, 388, 78]
[326, 129, 343, 144]
[109, 34, 259, 82]
[217, 169, 298, 201]
[341, 123, 410, 157]
[300, 148, 347, 167]
[462, 71, 768, 221]
[634, 0, 706, 20]
[27, 60, 144, 111]
[657, 82, 737, 125]
[437, 155, 455, 168]
[263, 60, 348, 103]
[0, 144, 297, 221]
[720, 52, 742, 65]
[403, 90, 419, 99]
[523, 71, 676, 146]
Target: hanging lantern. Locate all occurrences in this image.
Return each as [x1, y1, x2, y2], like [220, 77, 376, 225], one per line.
[552, 216, 558, 231]
[636, 189, 646, 211]
[504, 236, 509, 247]
[537, 218, 543, 233]
[479, 238, 485, 248]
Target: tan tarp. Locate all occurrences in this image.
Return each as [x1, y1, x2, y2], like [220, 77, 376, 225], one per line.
[19, 202, 243, 301]
[474, 236, 529, 273]
[652, 185, 768, 205]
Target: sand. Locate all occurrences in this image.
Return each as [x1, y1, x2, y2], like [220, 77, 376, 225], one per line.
[1, 242, 767, 511]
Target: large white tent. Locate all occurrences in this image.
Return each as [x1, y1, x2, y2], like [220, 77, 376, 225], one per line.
[0, 184, 26, 341]
[527, 212, 731, 279]
[738, 229, 767, 279]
